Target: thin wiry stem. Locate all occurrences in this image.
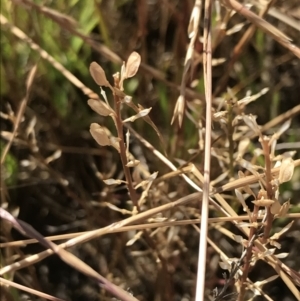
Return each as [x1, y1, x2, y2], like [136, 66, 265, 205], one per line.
[226, 101, 235, 178]
[260, 137, 275, 243]
[0, 277, 65, 301]
[113, 80, 139, 209]
[196, 0, 212, 300]
[238, 204, 259, 301]
[112, 73, 173, 300]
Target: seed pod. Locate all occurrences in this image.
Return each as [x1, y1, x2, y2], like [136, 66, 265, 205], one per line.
[89, 62, 110, 87]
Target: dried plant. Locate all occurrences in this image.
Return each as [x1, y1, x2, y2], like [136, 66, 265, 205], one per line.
[1, 1, 300, 301]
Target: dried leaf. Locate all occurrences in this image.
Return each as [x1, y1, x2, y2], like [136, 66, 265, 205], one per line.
[263, 248, 276, 257]
[271, 119, 291, 144]
[242, 114, 260, 135]
[232, 234, 244, 244]
[252, 199, 274, 207]
[124, 52, 141, 79]
[254, 275, 279, 287]
[237, 138, 250, 158]
[126, 231, 143, 246]
[226, 22, 247, 35]
[171, 95, 185, 127]
[45, 150, 62, 164]
[103, 178, 127, 185]
[273, 151, 296, 162]
[89, 62, 110, 87]
[275, 253, 289, 259]
[135, 172, 158, 189]
[90, 123, 111, 146]
[123, 108, 152, 123]
[187, 1, 201, 40]
[269, 240, 281, 249]
[104, 202, 132, 215]
[213, 110, 227, 119]
[278, 200, 290, 217]
[126, 160, 140, 167]
[237, 88, 269, 107]
[88, 99, 115, 117]
[235, 189, 251, 216]
[279, 157, 294, 184]
[270, 199, 281, 215]
[123, 101, 166, 152]
[211, 58, 226, 66]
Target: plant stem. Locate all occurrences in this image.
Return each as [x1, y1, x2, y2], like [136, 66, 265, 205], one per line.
[112, 74, 172, 300]
[113, 76, 139, 209]
[227, 101, 235, 178]
[238, 205, 259, 301]
[260, 137, 274, 243]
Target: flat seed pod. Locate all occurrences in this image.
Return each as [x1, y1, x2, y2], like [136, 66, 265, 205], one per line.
[124, 52, 141, 79]
[242, 114, 260, 135]
[90, 123, 110, 146]
[88, 99, 115, 117]
[89, 62, 109, 87]
[279, 157, 294, 184]
[278, 200, 290, 217]
[270, 199, 281, 215]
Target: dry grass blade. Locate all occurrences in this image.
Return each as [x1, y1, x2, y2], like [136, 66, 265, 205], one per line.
[221, 0, 300, 58]
[3, 213, 300, 248]
[2, 1, 300, 299]
[268, 7, 300, 31]
[0, 208, 139, 301]
[260, 104, 300, 134]
[196, 0, 213, 299]
[0, 193, 203, 276]
[215, 159, 300, 193]
[0, 277, 66, 301]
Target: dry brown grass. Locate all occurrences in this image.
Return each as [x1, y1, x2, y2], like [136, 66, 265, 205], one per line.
[1, 1, 300, 300]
